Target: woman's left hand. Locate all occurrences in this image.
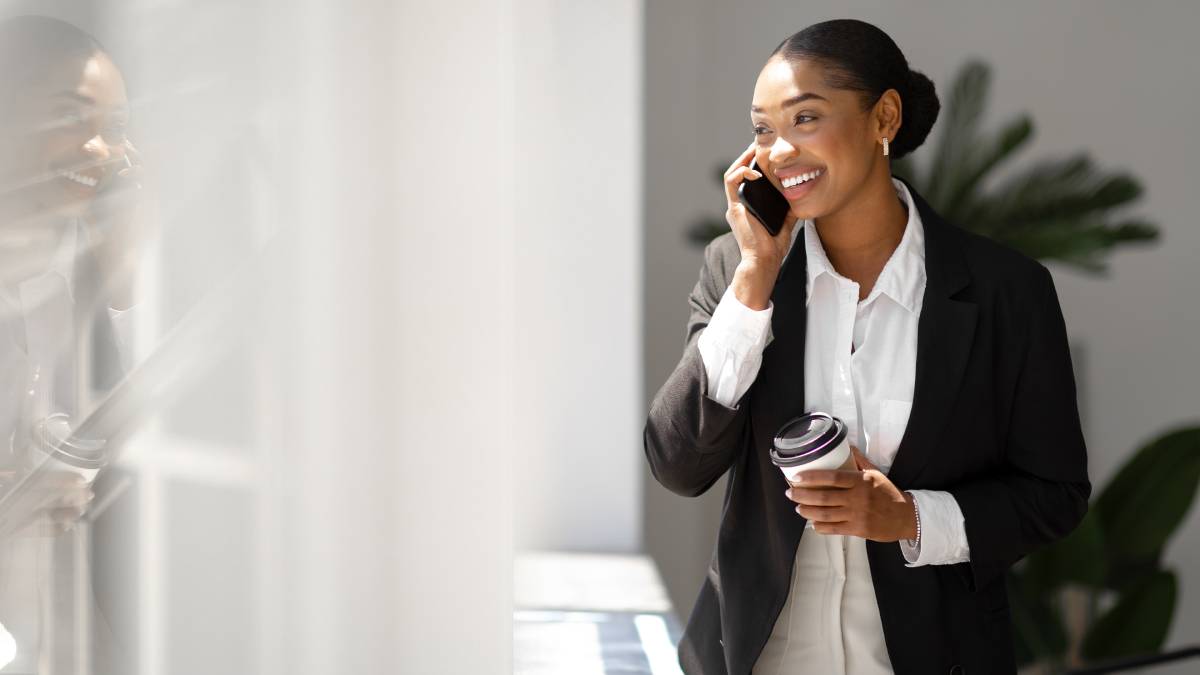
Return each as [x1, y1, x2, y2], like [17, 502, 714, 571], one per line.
[785, 446, 918, 542]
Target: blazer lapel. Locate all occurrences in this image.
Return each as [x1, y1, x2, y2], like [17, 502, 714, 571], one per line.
[885, 177, 977, 487]
[748, 228, 811, 541]
[754, 229, 808, 439]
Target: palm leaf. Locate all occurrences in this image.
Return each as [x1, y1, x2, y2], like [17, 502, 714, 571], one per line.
[925, 60, 990, 206]
[997, 218, 1158, 274]
[1081, 570, 1177, 661]
[964, 156, 1143, 231]
[940, 115, 1033, 220]
[1093, 427, 1200, 570]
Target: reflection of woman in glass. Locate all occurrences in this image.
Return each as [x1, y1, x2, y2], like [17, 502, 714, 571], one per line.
[644, 19, 1089, 674]
[0, 14, 142, 299]
[0, 14, 145, 672]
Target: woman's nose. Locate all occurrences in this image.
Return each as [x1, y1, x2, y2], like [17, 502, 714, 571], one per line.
[769, 136, 797, 163]
[82, 133, 113, 162]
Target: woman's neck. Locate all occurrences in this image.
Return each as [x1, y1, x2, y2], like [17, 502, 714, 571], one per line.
[812, 174, 909, 288]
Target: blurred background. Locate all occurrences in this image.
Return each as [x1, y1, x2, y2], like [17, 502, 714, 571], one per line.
[0, 1, 1194, 674]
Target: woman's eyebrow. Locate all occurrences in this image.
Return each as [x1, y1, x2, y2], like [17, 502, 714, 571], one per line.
[51, 91, 130, 119]
[751, 92, 829, 113]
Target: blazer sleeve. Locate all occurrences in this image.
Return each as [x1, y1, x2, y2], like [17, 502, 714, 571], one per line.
[643, 236, 752, 498]
[947, 263, 1092, 591]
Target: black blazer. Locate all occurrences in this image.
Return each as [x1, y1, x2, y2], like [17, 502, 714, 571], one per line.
[643, 175, 1091, 675]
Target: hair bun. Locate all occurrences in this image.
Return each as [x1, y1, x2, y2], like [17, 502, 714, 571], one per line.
[906, 69, 934, 99]
[893, 68, 940, 160]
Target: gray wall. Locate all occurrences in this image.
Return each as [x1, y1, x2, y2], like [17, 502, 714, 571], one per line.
[513, 0, 644, 554]
[642, 0, 1200, 659]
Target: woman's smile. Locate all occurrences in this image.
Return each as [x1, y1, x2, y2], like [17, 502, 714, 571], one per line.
[779, 168, 825, 201]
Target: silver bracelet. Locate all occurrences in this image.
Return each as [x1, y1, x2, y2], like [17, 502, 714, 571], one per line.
[906, 491, 921, 547]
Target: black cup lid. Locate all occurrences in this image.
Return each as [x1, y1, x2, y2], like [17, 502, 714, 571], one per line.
[770, 412, 847, 467]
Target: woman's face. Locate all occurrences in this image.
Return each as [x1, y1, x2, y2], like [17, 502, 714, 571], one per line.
[750, 56, 896, 222]
[0, 49, 129, 282]
[1, 50, 130, 220]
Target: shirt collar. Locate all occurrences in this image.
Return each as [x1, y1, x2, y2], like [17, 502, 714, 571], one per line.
[783, 176, 926, 313]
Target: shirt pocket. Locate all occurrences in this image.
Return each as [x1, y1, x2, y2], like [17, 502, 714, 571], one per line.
[875, 398, 914, 474]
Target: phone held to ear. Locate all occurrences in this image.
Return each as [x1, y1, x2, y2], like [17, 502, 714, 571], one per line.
[736, 157, 791, 237]
[100, 140, 143, 194]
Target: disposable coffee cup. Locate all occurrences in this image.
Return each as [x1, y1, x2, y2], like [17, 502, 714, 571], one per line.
[770, 411, 856, 486]
[23, 413, 107, 483]
[0, 414, 106, 537]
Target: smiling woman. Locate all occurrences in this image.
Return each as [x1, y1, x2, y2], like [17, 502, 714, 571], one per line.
[0, 17, 149, 672]
[644, 17, 1090, 675]
[0, 15, 134, 285]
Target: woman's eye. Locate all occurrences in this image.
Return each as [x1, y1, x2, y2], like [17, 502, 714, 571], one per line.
[753, 115, 814, 135]
[56, 110, 87, 129]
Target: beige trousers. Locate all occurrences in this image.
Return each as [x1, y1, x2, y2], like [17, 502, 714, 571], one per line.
[752, 528, 894, 674]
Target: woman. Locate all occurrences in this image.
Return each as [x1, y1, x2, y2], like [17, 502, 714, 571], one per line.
[0, 12, 142, 532]
[643, 19, 1090, 675]
[0, 15, 144, 672]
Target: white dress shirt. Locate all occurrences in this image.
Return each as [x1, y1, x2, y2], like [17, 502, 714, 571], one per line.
[697, 177, 969, 673]
[0, 221, 135, 438]
[0, 218, 136, 672]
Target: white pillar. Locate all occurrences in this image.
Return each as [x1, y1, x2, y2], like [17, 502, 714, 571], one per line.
[262, 1, 516, 672]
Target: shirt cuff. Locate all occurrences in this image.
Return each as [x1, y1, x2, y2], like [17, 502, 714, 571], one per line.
[899, 489, 971, 566]
[697, 286, 773, 408]
[709, 285, 773, 338]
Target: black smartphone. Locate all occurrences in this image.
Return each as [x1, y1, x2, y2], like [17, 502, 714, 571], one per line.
[736, 157, 791, 236]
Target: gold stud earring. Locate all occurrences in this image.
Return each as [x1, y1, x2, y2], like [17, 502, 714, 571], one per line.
[882, 137, 889, 156]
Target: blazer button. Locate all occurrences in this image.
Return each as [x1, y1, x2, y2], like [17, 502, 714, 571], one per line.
[949, 665, 964, 675]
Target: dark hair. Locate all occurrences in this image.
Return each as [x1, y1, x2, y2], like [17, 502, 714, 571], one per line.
[0, 15, 107, 94]
[768, 19, 939, 161]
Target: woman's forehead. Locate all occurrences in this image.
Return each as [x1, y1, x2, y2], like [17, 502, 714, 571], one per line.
[76, 52, 128, 109]
[17, 52, 128, 115]
[752, 58, 831, 113]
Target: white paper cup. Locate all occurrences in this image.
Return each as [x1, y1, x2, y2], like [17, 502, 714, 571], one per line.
[770, 412, 854, 486]
[771, 412, 856, 531]
[23, 413, 107, 484]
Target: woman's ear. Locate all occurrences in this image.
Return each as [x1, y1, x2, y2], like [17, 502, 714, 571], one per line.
[873, 88, 902, 140]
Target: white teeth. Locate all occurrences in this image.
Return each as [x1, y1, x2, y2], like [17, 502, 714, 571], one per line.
[62, 170, 97, 187]
[782, 168, 823, 188]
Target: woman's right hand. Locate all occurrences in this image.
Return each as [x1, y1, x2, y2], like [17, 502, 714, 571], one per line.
[0, 470, 95, 537]
[723, 141, 799, 309]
